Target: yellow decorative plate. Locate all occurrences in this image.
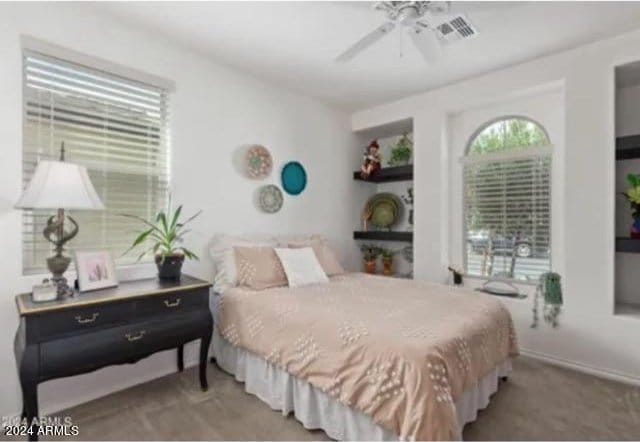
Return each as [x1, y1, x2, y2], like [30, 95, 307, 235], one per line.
[365, 193, 402, 229]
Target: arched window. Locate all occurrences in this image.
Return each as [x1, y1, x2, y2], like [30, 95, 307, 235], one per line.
[463, 117, 552, 282]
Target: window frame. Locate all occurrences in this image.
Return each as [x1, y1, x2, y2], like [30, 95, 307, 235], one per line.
[461, 115, 553, 284]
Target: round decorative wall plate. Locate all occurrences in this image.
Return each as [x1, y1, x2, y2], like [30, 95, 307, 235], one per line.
[364, 192, 403, 229]
[258, 185, 283, 213]
[246, 145, 273, 179]
[281, 161, 307, 195]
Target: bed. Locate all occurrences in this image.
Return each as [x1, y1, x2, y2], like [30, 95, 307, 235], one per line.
[211, 272, 518, 441]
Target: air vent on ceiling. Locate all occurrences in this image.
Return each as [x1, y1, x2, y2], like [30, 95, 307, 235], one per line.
[435, 15, 478, 43]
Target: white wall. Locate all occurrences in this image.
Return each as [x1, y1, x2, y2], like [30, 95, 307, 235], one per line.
[353, 28, 640, 384]
[0, 3, 360, 417]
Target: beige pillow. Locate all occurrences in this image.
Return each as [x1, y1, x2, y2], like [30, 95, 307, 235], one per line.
[289, 236, 344, 276]
[233, 246, 287, 290]
[209, 234, 276, 293]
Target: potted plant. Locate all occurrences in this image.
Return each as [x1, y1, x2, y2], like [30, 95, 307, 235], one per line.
[123, 201, 201, 280]
[360, 244, 380, 274]
[388, 134, 412, 166]
[622, 174, 640, 238]
[379, 247, 395, 276]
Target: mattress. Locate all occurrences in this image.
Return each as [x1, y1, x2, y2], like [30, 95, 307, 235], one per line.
[213, 273, 518, 440]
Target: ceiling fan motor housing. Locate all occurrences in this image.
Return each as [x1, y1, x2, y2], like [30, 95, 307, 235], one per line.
[376, 1, 450, 26]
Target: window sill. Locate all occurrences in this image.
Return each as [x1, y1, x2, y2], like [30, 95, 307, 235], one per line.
[462, 273, 539, 287]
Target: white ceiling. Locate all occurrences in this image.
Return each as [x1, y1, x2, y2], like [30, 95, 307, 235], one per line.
[93, 1, 640, 111]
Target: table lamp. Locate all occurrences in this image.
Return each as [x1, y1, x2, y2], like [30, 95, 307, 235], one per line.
[16, 143, 105, 298]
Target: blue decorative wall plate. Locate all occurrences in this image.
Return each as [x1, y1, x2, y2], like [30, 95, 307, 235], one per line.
[281, 161, 307, 195]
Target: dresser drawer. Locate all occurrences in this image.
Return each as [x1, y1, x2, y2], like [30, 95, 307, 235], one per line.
[41, 323, 135, 379]
[39, 310, 212, 380]
[135, 288, 208, 318]
[125, 310, 212, 360]
[31, 302, 133, 341]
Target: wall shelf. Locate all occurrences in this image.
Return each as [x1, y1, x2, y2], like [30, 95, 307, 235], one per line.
[616, 135, 640, 160]
[615, 237, 640, 253]
[353, 165, 413, 183]
[353, 231, 413, 242]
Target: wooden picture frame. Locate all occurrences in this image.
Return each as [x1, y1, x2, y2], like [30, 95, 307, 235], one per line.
[74, 250, 118, 292]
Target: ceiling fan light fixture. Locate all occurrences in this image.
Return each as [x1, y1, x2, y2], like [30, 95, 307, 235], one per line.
[397, 5, 420, 25]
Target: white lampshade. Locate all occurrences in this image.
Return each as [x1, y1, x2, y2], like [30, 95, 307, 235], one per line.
[15, 161, 105, 210]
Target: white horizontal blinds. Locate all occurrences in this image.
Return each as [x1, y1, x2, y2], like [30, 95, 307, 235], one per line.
[463, 148, 551, 282]
[23, 51, 169, 273]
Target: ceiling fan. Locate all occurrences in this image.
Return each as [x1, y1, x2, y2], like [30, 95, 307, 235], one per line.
[336, 1, 478, 64]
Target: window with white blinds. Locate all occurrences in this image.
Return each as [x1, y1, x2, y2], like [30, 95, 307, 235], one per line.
[22, 50, 170, 274]
[463, 117, 551, 282]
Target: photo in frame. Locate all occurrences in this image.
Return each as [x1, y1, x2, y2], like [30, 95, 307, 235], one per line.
[74, 250, 118, 292]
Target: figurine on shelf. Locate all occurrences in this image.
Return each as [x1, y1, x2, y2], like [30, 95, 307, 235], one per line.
[401, 187, 413, 230]
[360, 140, 382, 179]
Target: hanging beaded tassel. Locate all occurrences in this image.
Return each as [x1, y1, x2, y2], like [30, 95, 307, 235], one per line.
[532, 272, 563, 328]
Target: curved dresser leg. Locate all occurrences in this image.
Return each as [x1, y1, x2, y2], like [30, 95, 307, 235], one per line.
[177, 345, 184, 372]
[20, 379, 39, 441]
[199, 331, 212, 391]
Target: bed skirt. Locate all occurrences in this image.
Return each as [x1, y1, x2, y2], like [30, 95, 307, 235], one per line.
[212, 330, 511, 441]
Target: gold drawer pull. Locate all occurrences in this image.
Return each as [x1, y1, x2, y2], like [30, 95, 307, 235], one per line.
[164, 298, 181, 308]
[75, 312, 99, 324]
[125, 331, 146, 342]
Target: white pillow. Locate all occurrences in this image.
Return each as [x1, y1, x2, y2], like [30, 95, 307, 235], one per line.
[210, 234, 276, 293]
[274, 247, 329, 288]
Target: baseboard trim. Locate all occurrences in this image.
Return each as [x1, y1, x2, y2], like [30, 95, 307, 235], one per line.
[520, 348, 640, 386]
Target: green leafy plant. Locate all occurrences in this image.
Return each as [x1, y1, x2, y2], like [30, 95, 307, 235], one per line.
[623, 174, 640, 209]
[379, 247, 396, 260]
[388, 134, 412, 166]
[122, 200, 202, 262]
[360, 244, 381, 261]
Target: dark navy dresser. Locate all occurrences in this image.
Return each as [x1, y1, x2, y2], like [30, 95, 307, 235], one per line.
[14, 275, 213, 441]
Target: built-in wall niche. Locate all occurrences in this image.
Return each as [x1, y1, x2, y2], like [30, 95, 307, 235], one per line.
[353, 118, 414, 278]
[614, 61, 640, 316]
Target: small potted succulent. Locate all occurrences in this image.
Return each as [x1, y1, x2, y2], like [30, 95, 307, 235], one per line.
[379, 247, 396, 276]
[622, 174, 640, 238]
[360, 244, 380, 274]
[123, 201, 201, 280]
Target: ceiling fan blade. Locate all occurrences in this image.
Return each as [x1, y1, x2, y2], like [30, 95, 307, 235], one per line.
[409, 27, 442, 64]
[336, 22, 395, 63]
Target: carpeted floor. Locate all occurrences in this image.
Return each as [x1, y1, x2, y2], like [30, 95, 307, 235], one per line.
[40, 356, 640, 440]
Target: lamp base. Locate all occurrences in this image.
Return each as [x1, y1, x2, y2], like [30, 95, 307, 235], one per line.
[47, 254, 74, 298]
